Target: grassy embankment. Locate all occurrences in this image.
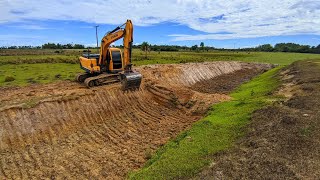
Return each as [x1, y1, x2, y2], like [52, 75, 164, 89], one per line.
[1, 49, 320, 86]
[129, 66, 283, 179]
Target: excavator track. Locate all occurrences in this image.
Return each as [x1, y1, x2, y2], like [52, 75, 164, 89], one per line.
[76, 72, 92, 83]
[82, 72, 142, 90]
[84, 73, 120, 88]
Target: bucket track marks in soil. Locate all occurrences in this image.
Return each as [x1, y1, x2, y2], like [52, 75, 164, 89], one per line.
[0, 61, 272, 179]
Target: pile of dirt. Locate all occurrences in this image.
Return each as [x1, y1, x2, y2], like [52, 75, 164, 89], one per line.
[0, 61, 272, 179]
[195, 60, 320, 179]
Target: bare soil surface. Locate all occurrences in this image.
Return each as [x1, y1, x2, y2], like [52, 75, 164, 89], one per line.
[191, 68, 269, 94]
[195, 60, 320, 180]
[0, 61, 272, 179]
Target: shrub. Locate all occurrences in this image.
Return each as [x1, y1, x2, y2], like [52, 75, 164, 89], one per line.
[144, 149, 153, 160]
[4, 76, 15, 82]
[55, 74, 62, 79]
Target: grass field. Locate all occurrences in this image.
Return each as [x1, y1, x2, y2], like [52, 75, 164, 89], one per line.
[1, 49, 320, 65]
[129, 66, 282, 179]
[1, 49, 320, 87]
[0, 63, 81, 86]
[133, 51, 320, 66]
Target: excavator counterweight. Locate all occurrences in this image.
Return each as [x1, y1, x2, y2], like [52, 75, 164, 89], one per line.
[76, 20, 142, 90]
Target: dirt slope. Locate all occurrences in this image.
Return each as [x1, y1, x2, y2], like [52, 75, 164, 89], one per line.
[195, 60, 320, 179]
[0, 61, 272, 179]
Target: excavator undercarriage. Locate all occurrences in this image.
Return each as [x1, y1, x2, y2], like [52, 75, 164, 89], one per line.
[76, 71, 142, 90]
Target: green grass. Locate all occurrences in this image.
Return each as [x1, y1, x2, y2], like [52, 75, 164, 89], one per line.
[0, 54, 79, 65]
[0, 49, 318, 87]
[1, 49, 320, 66]
[129, 66, 282, 180]
[236, 52, 320, 65]
[0, 63, 80, 86]
[0, 49, 94, 65]
[132, 51, 320, 66]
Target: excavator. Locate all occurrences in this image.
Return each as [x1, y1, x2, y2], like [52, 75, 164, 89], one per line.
[76, 20, 142, 90]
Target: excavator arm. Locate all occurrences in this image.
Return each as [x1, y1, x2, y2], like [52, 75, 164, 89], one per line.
[98, 20, 133, 71]
[122, 20, 133, 72]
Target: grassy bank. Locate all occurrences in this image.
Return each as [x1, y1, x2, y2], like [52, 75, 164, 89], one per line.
[129, 66, 282, 179]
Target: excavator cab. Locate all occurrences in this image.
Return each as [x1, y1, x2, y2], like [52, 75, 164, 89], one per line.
[79, 48, 123, 74]
[108, 48, 123, 72]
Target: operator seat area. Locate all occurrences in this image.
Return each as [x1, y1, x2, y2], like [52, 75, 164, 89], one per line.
[111, 51, 122, 69]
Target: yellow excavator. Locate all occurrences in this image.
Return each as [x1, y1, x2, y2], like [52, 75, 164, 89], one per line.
[76, 20, 142, 90]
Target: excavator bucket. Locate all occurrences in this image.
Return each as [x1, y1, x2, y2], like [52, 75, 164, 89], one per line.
[120, 72, 142, 90]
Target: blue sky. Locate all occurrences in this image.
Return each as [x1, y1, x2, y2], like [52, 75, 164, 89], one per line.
[1, 0, 320, 48]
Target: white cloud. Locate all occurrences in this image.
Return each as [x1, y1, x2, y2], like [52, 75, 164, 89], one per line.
[84, 43, 99, 48]
[0, 34, 44, 46]
[8, 24, 51, 30]
[0, 0, 320, 40]
[0, 34, 43, 40]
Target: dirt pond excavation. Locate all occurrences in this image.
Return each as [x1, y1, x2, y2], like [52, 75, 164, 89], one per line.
[0, 61, 273, 179]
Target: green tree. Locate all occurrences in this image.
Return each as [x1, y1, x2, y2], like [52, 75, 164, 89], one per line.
[200, 42, 205, 51]
[74, 44, 85, 49]
[56, 43, 62, 49]
[63, 43, 73, 49]
[42, 43, 57, 49]
[257, 44, 274, 52]
[274, 43, 311, 53]
[314, 44, 320, 54]
[191, 45, 198, 51]
[141, 42, 149, 58]
[141, 42, 149, 51]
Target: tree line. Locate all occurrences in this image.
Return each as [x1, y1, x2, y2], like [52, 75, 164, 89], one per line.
[41, 43, 85, 49]
[132, 42, 320, 54]
[135, 42, 213, 52]
[1, 42, 320, 54]
[241, 43, 320, 54]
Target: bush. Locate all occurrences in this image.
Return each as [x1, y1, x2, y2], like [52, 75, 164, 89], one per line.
[4, 76, 15, 82]
[55, 74, 62, 79]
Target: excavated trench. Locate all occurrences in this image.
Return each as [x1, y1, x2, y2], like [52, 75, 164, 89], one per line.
[0, 61, 273, 179]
